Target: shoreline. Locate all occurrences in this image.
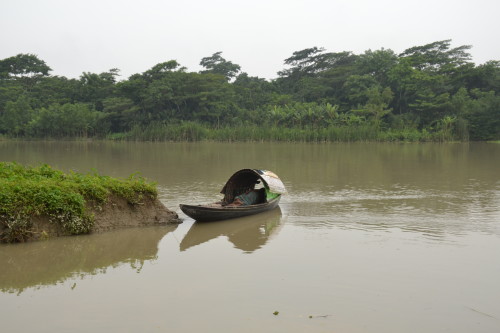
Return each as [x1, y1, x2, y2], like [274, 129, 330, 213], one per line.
[0, 162, 181, 243]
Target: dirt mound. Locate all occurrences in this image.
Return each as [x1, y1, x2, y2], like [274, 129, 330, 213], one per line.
[91, 195, 181, 232]
[2, 196, 181, 242]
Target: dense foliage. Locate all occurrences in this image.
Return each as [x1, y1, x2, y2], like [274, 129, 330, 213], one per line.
[0, 162, 157, 242]
[0, 41, 498, 141]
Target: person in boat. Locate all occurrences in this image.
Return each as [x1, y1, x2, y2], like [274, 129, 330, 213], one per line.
[229, 188, 259, 206]
[224, 185, 266, 207]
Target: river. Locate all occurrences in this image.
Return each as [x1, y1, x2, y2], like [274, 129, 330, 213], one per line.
[1, 141, 499, 333]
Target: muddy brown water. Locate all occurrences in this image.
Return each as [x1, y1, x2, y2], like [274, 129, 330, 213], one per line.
[1, 141, 499, 333]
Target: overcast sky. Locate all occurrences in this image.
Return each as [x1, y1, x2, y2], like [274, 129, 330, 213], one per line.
[1, 0, 499, 80]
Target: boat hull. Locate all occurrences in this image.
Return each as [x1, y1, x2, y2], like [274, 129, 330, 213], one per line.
[180, 196, 281, 222]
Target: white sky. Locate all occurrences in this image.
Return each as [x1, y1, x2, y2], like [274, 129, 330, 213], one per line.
[1, 0, 499, 81]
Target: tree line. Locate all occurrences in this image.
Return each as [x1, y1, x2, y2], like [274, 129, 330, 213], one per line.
[0, 40, 498, 141]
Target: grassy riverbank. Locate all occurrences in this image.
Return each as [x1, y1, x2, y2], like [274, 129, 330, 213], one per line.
[0, 162, 157, 243]
[108, 122, 462, 142]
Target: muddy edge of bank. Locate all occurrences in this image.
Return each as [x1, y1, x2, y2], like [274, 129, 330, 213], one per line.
[1, 195, 182, 243]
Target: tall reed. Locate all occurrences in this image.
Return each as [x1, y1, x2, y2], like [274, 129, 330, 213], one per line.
[115, 122, 419, 142]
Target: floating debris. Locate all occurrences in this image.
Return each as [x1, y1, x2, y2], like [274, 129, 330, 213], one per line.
[309, 314, 332, 319]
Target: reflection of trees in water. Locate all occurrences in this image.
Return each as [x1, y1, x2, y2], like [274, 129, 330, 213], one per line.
[0, 225, 177, 294]
[180, 207, 283, 253]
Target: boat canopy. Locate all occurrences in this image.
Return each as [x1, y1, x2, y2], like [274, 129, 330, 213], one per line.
[220, 169, 286, 204]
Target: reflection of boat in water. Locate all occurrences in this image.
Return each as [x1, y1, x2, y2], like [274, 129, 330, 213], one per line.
[180, 169, 286, 222]
[180, 207, 283, 253]
[0, 225, 177, 294]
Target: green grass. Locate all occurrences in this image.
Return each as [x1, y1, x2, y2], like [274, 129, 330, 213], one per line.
[0, 162, 157, 243]
[111, 122, 466, 142]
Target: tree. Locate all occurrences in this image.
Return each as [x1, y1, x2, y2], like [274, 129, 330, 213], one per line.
[0, 53, 51, 79]
[463, 90, 500, 140]
[200, 52, 241, 81]
[30, 76, 79, 108]
[0, 54, 51, 91]
[175, 72, 237, 125]
[356, 48, 398, 86]
[0, 80, 23, 111]
[101, 97, 140, 132]
[314, 52, 358, 106]
[28, 103, 107, 138]
[343, 74, 379, 107]
[277, 47, 326, 78]
[350, 86, 394, 127]
[233, 73, 276, 112]
[464, 60, 500, 92]
[77, 69, 120, 110]
[0, 95, 33, 135]
[277, 47, 357, 103]
[387, 40, 475, 127]
[399, 39, 472, 73]
[143, 60, 185, 81]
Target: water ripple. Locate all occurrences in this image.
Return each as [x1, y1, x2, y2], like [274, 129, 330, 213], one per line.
[281, 186, 500, 239]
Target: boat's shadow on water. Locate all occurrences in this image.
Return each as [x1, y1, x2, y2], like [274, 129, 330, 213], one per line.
[180, 207, 283, 253]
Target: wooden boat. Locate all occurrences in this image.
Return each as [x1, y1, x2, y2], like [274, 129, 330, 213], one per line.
[180, 169, 286, 222]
